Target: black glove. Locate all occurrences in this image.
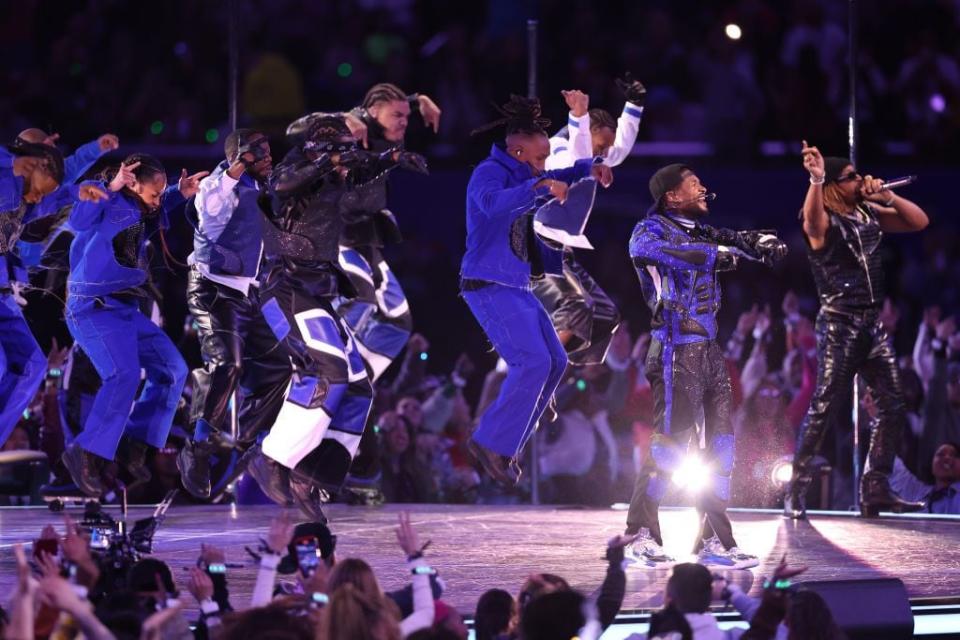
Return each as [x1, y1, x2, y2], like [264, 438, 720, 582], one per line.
[738, 230, 788, 266]
[615, 72, 647, 107]
[396, 151, 429, 175]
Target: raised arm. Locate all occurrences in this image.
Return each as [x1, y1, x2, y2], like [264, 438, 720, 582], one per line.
[859, 175, 929, 233]
[800, 140, 829, 249]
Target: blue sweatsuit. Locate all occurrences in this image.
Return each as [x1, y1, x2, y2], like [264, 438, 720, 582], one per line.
[0, 147, 76, 446]
[461, 144, 592, 458]
[65, 182, 188, 460]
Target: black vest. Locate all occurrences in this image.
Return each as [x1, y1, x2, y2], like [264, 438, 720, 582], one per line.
[807, 203, 884, 312]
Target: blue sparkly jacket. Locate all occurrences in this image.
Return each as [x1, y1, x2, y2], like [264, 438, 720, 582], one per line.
[629, 213, 738, 344]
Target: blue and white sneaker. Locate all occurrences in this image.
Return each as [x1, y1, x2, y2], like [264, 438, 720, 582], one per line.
[696, 536, 759, 570]
[626, 529, 676, 568]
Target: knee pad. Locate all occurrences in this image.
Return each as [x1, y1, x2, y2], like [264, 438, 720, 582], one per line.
[710, 433, 735, 475]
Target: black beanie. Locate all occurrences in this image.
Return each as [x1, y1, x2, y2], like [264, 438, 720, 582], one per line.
[649, 163, 692, 206]
[823, 156, 852, 183]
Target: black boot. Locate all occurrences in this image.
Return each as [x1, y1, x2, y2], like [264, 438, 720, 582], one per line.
[859, 473, 925, 517]
[288, 475, 328, 524]
[178, 440, 213, 499]
[246, 448, 292, 506]
[783, 474, 812, 519]
[467, 439, 520, 486]
[61, 444, 105, 497]
[118, 438, 152, 485]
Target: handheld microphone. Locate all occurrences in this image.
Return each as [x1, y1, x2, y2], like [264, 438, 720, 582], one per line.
[880, 175, 916, 191]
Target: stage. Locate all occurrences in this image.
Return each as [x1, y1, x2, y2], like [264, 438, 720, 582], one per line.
[2, 503, 959, 633]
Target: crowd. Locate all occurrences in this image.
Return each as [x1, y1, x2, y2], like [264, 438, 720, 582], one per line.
[0, 511, 847, 640]
[3, 0, 960, 160]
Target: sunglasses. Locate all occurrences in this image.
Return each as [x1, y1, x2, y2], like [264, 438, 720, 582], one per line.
[835, 171, 861, 183]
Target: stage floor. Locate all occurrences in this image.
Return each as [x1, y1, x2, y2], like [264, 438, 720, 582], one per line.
[2, 503, 958, 614]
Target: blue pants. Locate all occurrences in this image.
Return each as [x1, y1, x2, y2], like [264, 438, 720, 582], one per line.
[0, 294, 46, 446]
[66, 298, 187, 460]
[463, 283, 568, 457]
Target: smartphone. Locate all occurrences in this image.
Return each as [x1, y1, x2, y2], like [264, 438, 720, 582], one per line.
[89, 527, 112, 550]
[295, 536, 320, 577]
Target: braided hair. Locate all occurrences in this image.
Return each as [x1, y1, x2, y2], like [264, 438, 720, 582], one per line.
[471, 95, 551, 137]
[361, 82, 408, 109]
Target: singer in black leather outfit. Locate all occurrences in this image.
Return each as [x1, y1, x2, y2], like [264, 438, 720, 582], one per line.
[785, 143, 930, 518]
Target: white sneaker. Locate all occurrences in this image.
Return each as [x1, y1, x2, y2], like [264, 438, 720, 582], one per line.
[626, 529, 676, 568]
[696, 536, 759, 570]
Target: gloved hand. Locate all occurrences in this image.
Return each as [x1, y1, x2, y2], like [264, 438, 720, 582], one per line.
[615, 72, 647, 107]
[396, 151, 429, 175]
[739, 230, 788, 266]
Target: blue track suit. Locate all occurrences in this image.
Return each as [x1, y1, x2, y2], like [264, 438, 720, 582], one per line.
[65, 183, 188, 460]
[461, 144, 592, 458]
[0, 148, 76, 446]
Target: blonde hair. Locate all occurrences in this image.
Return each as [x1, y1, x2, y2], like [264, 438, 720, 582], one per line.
[319, 584, 402, 640]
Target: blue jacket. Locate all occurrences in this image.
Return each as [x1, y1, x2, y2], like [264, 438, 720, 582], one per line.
[67, 181, 184, 302]
[0, 147, 81, 288]
[191, 161, 264, 277]
[629, 214, 737, 344]
[461, 144, 592, 288]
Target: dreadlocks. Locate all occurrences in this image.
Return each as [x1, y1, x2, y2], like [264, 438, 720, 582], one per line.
[9, 141, 65, 184]
[471, 95, 552, 137]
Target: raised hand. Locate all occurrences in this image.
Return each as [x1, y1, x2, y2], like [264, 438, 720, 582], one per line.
[186, 567, 214, 603]
[394, 511, 421, 557]
[200, 543, 226, 567]
[265, 511, 295, 554]
[615, 72, 646, 107]
[540, 179, 568, 203]
[78, 184, 109, 203]
[109, 160, 139, 192]
[736, 304, 759, 336]
[417, 94, 442, 133]
[97, 134, 120, 153]
[61, 515, 92, 566]
[801, 140, 824, 179]
[178, 168, 210, 198]
[561, 89, 589, 117]
[343, 112, 369, 149]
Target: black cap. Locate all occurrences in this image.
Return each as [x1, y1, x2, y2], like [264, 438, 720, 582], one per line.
[277, 521, 337, 574]
[649, 163, 692, 207]
[823, 156, 851, 183]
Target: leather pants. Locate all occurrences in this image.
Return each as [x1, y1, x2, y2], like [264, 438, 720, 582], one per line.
[533, 251, 621, 366]
[792, 308, 907, 484]
[186, 268, 290, 445]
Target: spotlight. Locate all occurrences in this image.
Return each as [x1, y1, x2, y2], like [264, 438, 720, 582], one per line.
[724, 23, 742, 40]
[673, 455, 711, 492]
[930, 93, 946, 113]
[771, 459, 793, 485]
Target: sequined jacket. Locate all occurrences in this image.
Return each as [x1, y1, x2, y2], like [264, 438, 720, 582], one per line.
[629, 213, 738, 344]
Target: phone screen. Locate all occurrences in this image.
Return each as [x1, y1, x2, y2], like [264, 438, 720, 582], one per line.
[295, 537, 319, 576]
[89, 527, 111, 550]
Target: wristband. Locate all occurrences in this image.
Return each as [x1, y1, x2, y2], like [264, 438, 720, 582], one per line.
[412, 566, 437, 576]
[200, 600, 220, 616]
[809, 175, 825, 185]
[883, 196, 896, 207]
[206, 563, 226, 574]
[762, 578, 791, 590]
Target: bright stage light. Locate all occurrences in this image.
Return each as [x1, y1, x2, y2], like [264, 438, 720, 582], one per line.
[930, 93, 946, 113]
[673, 455, 711, 492]
[725, 23, 742, 40]
[771, 459, 793, 485]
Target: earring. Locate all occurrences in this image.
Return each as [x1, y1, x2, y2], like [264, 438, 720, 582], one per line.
[515, 150, 521, 156]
